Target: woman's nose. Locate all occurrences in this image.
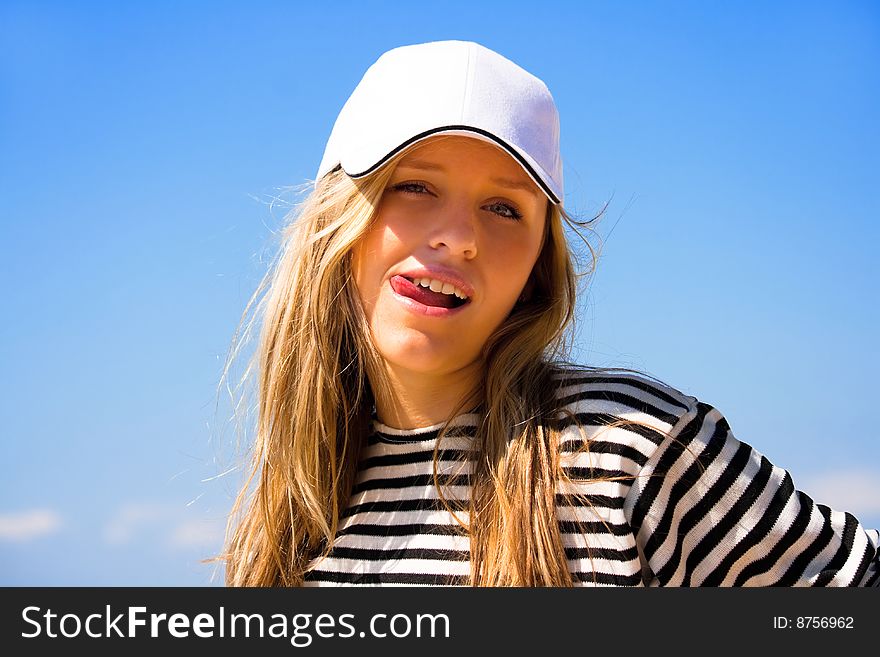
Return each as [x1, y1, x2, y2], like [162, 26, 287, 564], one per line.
[428, 199, 478, 259]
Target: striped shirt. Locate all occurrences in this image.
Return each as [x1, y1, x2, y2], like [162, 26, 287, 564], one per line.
[304, 369, 880, 586]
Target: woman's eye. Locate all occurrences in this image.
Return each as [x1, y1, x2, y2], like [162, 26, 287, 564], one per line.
[391, 182, 430, 194]
[485, 202, 523, 221]
[389, 183, 522, 221]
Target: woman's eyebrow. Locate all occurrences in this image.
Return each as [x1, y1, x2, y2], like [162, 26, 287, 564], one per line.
[396, 159, 444, 172]
[396, 160, 538, 197]
[489, 176, 538, 197]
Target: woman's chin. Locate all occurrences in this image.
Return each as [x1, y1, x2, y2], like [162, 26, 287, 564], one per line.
[376, 344, 476, 378]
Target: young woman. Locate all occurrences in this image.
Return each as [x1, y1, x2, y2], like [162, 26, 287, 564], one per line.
[221, 40, 879, 587]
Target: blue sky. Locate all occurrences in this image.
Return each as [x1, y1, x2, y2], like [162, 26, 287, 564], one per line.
[1, 0, 877, 585]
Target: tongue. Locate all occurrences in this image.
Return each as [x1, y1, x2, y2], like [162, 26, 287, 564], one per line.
[392, 276, 457, 309]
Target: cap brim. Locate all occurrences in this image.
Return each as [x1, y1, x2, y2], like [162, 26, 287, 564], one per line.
[341, 125, 562, 205]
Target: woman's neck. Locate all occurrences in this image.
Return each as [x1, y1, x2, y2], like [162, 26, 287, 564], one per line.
[371, 360, 483, 430]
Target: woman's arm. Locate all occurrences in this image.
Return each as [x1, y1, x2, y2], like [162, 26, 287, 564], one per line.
[624, 399, 880, 586]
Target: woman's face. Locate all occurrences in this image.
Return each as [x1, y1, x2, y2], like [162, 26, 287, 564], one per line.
[351, 135, 549, 378]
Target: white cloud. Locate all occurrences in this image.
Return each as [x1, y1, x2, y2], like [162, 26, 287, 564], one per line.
[798, 470, 880, 517]
[102, 503, 168, 546]
[168, 519, 226, 550]
[103, 502, 226, 552]
[0, 509, 62, 542]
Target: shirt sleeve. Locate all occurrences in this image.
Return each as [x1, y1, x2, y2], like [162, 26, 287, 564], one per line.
[623, 399, 880, 586]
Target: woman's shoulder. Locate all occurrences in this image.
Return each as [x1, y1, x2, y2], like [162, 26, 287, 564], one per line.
[547, 363, 700, 434]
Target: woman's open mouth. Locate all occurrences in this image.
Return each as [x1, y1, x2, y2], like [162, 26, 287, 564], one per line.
[389, 275, 471, 316]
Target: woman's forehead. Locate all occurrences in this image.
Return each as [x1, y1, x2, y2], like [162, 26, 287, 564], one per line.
[396, 136, 535, 183]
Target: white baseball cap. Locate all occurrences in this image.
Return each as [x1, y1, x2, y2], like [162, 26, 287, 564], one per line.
[316, 40, 564, 205]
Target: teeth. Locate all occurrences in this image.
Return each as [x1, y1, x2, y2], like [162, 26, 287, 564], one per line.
[412, 277, 469, 300]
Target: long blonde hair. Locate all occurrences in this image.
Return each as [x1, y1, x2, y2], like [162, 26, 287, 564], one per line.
[220, 144, 629, 586]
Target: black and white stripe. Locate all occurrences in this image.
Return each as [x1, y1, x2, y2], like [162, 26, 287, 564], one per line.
[304, 369, 880, 586]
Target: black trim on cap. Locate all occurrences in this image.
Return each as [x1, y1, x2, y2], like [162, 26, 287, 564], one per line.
[347, 125, 561, 205]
